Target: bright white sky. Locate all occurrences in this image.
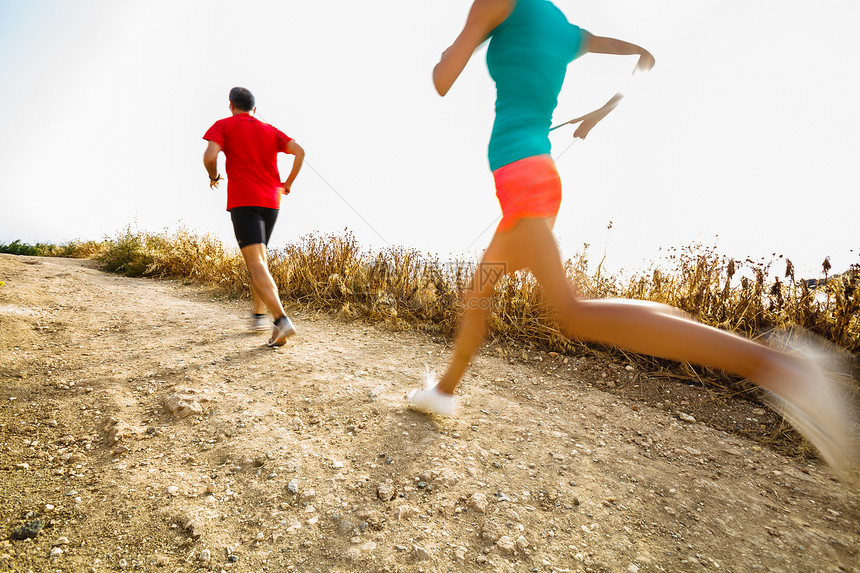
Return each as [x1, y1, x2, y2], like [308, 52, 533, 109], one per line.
[1, 0, 858, 279]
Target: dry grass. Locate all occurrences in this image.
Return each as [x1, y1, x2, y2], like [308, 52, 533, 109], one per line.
[4, 227, 858, 368]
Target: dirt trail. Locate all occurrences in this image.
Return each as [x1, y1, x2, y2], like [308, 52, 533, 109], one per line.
[0, 254, 857, 573]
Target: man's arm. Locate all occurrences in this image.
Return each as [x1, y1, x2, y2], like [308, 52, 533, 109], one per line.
[281, 140, 305, 195]
[203, 141, 222, 189]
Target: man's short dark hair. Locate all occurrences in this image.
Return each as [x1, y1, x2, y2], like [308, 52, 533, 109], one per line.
[229, 87, 255, 112]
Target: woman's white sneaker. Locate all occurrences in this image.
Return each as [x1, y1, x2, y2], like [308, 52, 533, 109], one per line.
[407, 386, 456, 416]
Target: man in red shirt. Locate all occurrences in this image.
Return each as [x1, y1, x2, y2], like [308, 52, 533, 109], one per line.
[203, 87, 305, 346]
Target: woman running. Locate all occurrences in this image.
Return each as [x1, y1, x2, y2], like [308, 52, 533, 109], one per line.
[407, 0, 857, 475]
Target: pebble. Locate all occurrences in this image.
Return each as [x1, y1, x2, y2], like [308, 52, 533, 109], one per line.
[413, 544, 431, 560]
[11, 519, 44, 540]
[49, 547, 63, 557]
[166, 486, 179, 496]
[361, 541, 377, 551]
[679, 413, 696, 423]
[468, 492, 489, 513]
[377, 482, 396, 502]
[497, 536, 516, 554]
[287, 479, 299, 494]
[53, 537, 69, 546]
[628, 565, 639, 573]
[481, 520, 503, 543]
[198, 549, 211, 562]
[338, 519, 355, 536]
[516, 535, 529, 549]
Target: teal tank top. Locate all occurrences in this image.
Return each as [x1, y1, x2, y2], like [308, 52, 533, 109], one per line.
[486, 0, 585, 170]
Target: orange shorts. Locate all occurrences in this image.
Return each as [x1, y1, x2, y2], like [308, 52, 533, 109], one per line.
[493, 154, 562, 232]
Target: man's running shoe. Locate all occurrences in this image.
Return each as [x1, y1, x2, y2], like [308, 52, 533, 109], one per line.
[250, 314, 269, 332]
[267, 316, 297, 347]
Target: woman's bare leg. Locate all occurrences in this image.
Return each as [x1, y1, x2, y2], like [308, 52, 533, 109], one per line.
[436, 225, 531, 394]
[431, 217, 855, 472]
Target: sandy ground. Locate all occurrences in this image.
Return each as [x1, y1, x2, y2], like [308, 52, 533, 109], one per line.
[0, 253, 857, 573]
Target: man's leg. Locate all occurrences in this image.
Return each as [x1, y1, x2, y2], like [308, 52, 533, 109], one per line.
[250, 282, 267, 316]
[240, 243, 286, 320]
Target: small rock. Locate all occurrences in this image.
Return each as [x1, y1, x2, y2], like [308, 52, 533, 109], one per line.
[164, 393, 203, 418]
[395, 505, 418, 521]
[679, 413, 696, 423]
[298, 489, 317, 504]
[454, 546, 467, 561]
[53, 537, 69, 546]
[481, 520, 503, 543]
[752, 408, 766, 416]
[468, 492, 489, 513]
[628, 565, 640, 573]
[104, 419, 142, 446]
[11, 519, 44, 540]
[361, 541, 377, 551]
[166, 486, 179, 495]
[413, 544, 431, 561]
[198, 549, 211, 562]
[515, 535, 529, 549]
[337, 519, 356, 536]
[496, 536, 516, 554]
[286, 479, 299, 494]
[377, 482, 395, 502]
[44, 504, 55, 513]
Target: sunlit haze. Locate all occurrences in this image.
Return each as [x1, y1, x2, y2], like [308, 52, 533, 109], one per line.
[1, 1, 857, 279]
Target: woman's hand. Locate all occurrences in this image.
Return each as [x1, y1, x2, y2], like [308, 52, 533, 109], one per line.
[635, 49, 656, 73]
[566, 93, 623, 140]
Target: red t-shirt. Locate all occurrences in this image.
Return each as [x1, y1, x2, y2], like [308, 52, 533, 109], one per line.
[203, 114, 293, 210]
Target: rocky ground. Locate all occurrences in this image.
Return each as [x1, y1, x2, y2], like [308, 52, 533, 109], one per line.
[0, 253, 857, 573]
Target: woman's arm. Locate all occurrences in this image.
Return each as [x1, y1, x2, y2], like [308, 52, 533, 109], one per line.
[433, 0, 513, 96]
[581, 32, 656, 73]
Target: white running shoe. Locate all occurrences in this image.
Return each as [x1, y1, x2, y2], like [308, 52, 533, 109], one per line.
[407, 369, 457, 416]
[267, 316, 297, 347]
[762, 329, 858, 478]
[250, 314, 269, 332]
[407, 386, 456, 416]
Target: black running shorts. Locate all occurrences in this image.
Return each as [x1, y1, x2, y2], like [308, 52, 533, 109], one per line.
[229, 206, 279, 248]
